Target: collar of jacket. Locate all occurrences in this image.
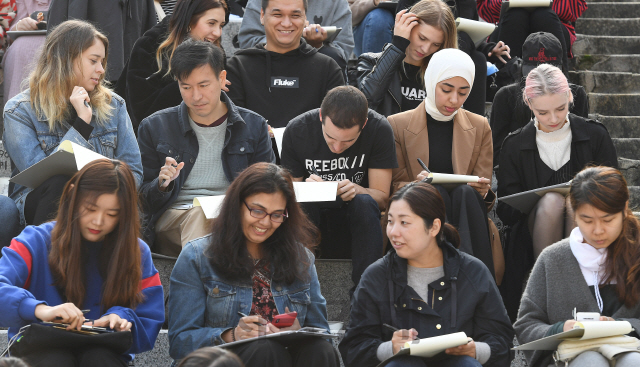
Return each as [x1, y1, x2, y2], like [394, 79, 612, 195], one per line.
[176, 91, 246, 136]
[518, 113, 591, 150]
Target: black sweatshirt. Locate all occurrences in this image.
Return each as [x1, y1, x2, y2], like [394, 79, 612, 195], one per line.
[225, 39, 345, 128]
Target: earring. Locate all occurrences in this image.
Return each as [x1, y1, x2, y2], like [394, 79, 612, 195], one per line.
[188, 26, 191, 32]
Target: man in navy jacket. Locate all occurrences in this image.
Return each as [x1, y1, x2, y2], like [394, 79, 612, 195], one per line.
[138, 40, 275, 256]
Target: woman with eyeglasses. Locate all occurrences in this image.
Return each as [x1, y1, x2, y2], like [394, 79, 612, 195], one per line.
[168, 162, 340, 367]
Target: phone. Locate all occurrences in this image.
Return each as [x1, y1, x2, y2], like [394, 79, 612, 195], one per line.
[272, 312, 297, 328]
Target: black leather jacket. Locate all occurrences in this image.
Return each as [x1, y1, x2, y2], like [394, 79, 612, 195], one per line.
[356, 42, 406, 117]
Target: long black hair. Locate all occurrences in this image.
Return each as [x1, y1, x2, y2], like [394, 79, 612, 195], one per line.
[206, 163, 319, 284]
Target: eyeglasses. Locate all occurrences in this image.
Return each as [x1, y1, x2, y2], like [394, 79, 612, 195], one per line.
[243, 201, 288, 223]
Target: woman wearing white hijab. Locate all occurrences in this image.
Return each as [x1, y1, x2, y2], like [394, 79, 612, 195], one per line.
[387, 48, 497, 280]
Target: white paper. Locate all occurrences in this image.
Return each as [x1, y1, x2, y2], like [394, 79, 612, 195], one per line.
[576, 321, 633, 340]
[272, 127, 286, 157]
[508, 0, 552, 7]
[59, 141, 109, 170]
[405, 332, 469, 358]
[193, 195, 226, 219]
[429, 173, 480, 184]
[293, 182, 338, 202]
[456, 18, 497, 47]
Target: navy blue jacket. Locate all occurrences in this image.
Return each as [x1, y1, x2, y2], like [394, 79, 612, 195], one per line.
[137, 92, 275, 247]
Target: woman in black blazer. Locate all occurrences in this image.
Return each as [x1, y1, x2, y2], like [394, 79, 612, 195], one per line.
[496, 64, 618, 321]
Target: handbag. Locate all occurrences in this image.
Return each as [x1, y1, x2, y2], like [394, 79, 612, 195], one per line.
[553, 335, 640, 366]
[5, 323, 133, 358]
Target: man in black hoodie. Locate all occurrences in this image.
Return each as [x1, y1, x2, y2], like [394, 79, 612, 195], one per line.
[225, 0, 345, 130]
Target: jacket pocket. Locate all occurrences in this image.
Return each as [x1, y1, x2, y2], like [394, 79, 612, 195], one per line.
[287, 288, 310, 322]
[156, 142, 180, 162]
[35, 133, 61, 156]
[203, 281, 237, 328]
[96, 131, 118, 158]
[226, 140, 254, 173]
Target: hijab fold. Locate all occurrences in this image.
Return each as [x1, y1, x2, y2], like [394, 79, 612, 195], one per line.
[423, 49, 476, 121]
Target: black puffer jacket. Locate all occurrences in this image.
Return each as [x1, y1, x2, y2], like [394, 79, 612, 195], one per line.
[339, 242, 514, 367]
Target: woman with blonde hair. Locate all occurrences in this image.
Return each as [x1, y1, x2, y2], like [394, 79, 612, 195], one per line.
[3, 19, 142, 229]
[115, 0, 229, 132]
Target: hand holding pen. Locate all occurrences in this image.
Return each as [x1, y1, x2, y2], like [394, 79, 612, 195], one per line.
[236, 312, 268, 339]
[416, 158, 432, 182]
[384, 323, 419, 355]
[158, 157, 185, 191]
[306, 164, 323, 183]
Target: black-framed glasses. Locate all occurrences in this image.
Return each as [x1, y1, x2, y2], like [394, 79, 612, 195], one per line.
[243, 201, 288, 223]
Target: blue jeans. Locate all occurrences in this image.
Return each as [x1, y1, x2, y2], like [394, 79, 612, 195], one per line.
[353, 8, 394, 56]
[386, 355, 482, 367]
[0, 195, 21, 250]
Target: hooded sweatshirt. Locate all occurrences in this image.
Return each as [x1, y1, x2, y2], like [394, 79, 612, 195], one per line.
[225, 39, 344, 128]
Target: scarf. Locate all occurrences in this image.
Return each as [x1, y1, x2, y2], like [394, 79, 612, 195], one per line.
[569, 227, 614, 312]
[423, 49, 475, 122]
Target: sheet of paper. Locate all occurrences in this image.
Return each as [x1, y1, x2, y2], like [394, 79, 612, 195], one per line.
[508, 0, 552, 7]
[576, 321, 633, 340]
[194, 195, 226, 219]
[293, 182, 338, 202]
[456, 18, 496, 47]
[406, 332, 468, 358]
[272, 127, 286, 157]
[430, 173, 480, 184]
[59, 140, 109, 170]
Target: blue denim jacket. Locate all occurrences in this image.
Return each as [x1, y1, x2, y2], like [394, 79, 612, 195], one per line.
[2, 90, 143, 225]
[168, 235, 330, 360]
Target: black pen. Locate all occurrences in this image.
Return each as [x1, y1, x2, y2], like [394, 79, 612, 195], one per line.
[237, 311, 263, 327]
[84, 100, 90, 108]
[417, 158, 431, 174]
[160, 163, 178, 188]
[307, 164, 320, 178]
[383, 323, 399, 332]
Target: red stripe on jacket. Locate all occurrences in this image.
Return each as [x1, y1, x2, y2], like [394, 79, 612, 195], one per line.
[8, 240, 32, 289]
[139, 273, 161, 291]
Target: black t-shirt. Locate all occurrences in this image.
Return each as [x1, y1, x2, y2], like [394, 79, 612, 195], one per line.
[280, 109, 398, 188]
[427, 113, 454, 174]
[400, 62, 426, 112]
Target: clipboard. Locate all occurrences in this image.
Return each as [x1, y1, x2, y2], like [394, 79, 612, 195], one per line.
[499, 181, 571, 215]
[506, 0, 552, 8]
[323, 26, 342, 44]
[514, 321, 634, 351]
[377, 332, 469, 367]
[377, 0, 398, 10]
[218, 327, 337, 349]
[455, 18, 497, 47]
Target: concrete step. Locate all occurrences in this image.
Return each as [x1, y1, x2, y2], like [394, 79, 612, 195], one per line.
[630, 186, 640, 210]
[576, 18, 640, 36]
[571, 55, 640, 73]
[590, 115, 640, 138]
[581, 3, 640, 18]
[572, 35, 640, 55]
[588, 93, 640, 116]
[620, 158, 640, 186]
[569, 71, 640, 94]
[613, 138, 640, 160]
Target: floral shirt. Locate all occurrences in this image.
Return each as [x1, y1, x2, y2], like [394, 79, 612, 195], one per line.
[250, 259, 278, 322]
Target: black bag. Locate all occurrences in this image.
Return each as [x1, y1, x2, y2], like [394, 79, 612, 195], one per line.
[7, 323, 133, 358]
[486, 56, 522, 102]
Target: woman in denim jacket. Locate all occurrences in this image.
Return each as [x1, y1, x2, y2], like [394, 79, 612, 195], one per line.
[168, 162, 340, 367]
[2, 20, 143, 228]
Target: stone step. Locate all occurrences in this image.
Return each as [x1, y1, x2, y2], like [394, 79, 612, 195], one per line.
[581, 3, 640, 18]
[631, 186, 640, 210]
[576, 18, 640, 36]
[588, 93, 640, 116]
[589, 115, 640, 138]
[571, 55, 640, 73]
[613, 138, 640, 160]
[569, 71, 640, 94]
[572, 35, 640, 55]
[620, 158, 640, 186]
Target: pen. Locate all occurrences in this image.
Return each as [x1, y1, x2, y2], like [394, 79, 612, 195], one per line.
[160, 163, 178, 188]
[84, 100, 90, 108]
[383, 323, 399, 332]
[307, 164, 320, 177]
[417, 158, 431, 174]
[237, 311, 263, 327]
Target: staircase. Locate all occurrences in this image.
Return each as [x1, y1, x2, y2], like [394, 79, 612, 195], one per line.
[570, 0, 640, 208]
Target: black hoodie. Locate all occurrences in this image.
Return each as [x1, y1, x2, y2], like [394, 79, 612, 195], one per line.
[225, 39, 344, 128]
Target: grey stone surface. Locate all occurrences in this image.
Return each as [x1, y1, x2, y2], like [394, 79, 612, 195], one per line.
[135, 330, 173, 366]
[0, 141, 13, 178]
[582, 3, 640, 18]
[569, 71, 640, 94]
[619, 158, 640, 186]
[576, 18, 640, 36]
[572, 54, 640, 73]
[630, 186, 640, 210]
[316, 259, 353, 325]
[588, 93, 640, 116]
[572, 35, 640, 55]
[613, 138, 640, 160]
[590, 115, 640, 138]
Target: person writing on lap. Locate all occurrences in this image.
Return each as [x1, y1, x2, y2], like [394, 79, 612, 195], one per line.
[280, 86, 398, 289]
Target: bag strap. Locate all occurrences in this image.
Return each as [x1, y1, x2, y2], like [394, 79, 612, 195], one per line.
[154, 1, 166, 21]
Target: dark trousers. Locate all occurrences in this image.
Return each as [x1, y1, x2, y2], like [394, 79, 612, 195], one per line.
[434, 184, 495, 278]
[458, 31, 487, 116]
[24, 174, 71, 225]
[21, 346, 128, 367]
[385, 355, 482, 367]
[0, 195, 21, 250]
[498, 7, 570, 72]
[302, 194, 383, 286]
[228, 338, 340, 367]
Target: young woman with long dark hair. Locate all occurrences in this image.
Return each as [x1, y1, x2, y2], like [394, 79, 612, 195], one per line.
[0, 160, 164, 366]
[514, 166, 640, 367]
[115, 0, 230, 131]
[339, 182, 513, 367]
[168, 162, 339, 367]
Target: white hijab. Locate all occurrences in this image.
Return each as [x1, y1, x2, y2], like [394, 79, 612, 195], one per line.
[423, 49, 476, 122]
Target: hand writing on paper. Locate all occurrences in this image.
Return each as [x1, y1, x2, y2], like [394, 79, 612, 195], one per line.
[306, 174, 323, 183]
[417, 170, 430, 181]
[337, 179, 357, 201]
[35, 303, 86, 331]
[158, 157, 185, 191]
[92, 314, 132, 332]
[445, 337, 476, 358]
[467, 177, 491, 199]
[563, 319, 578, 332]
[236, 315, 268, 339]
[392, 328, 418, 355]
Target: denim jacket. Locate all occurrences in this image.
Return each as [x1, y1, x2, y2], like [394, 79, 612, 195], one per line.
[168, 235, 330, 360]
[137, 92, 275, 247]
[2, 90, 143, 225]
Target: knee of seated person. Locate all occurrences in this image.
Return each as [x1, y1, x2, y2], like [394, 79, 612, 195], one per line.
[538, 192, 566, 212]
[363, 8, 394, 27]
[245, 338, 288, 358]
[451, 184, 480, 198]
[449, 355, 482, 367]
[348, 194, 380, 214]
[296, 339, 336, 357]
[385, 356, 426, 367]
[531, 6, 558, 18]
